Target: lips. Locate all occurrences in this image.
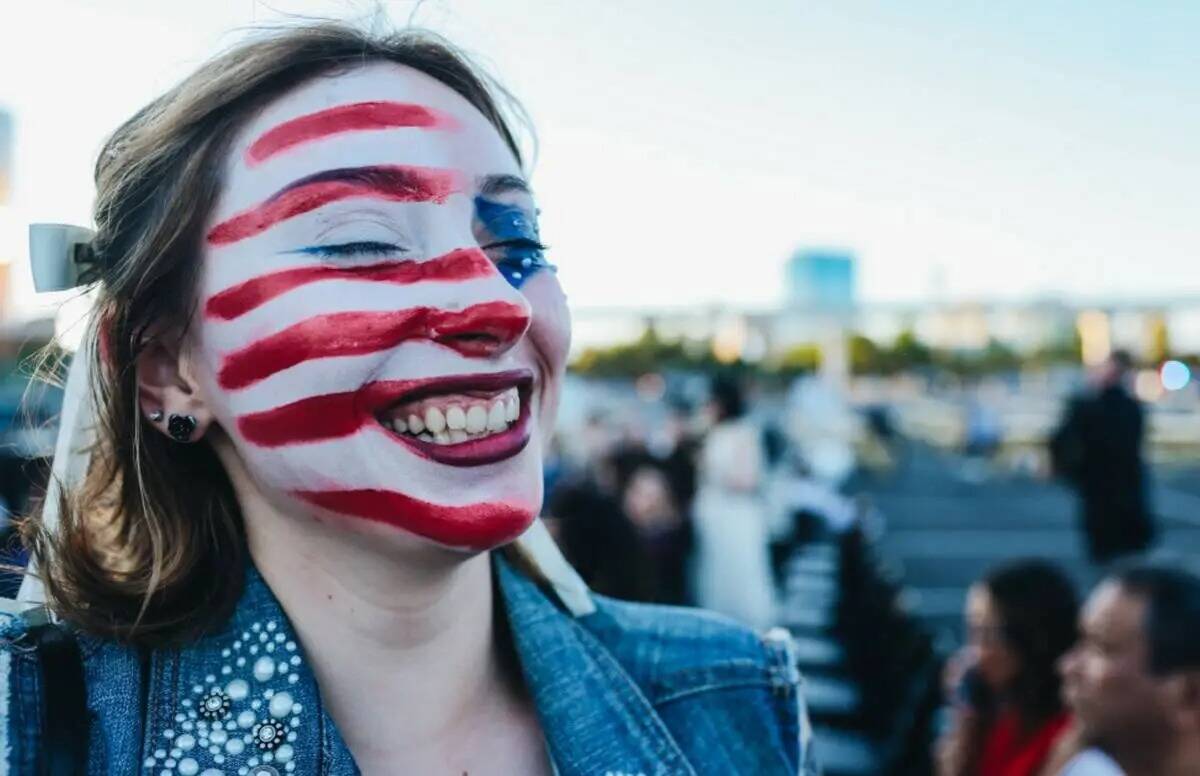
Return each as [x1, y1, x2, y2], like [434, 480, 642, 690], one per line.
[364, 369, 534, 467]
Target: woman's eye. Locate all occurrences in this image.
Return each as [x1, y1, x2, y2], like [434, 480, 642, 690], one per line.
[295, 241, 405, 259]
[484, 238, 554, 270]
[483, 238, 556, 288]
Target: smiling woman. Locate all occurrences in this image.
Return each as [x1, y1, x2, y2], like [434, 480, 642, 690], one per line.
[1, 22, 814, 775]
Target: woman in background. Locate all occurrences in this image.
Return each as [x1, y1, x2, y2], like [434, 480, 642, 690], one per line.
[692, 375, 776, 629]
[937, 559, 1080, 776]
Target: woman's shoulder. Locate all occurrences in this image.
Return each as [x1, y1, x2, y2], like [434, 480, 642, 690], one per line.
[0, 606, 144, 774]
[580, 595, 817, 774]
[585, 594, 801, 700]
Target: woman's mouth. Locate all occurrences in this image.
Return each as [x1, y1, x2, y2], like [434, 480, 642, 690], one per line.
[370, 369, 533, 467]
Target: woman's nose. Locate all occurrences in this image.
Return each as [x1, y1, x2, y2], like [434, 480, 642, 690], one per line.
[430, 270, 532, 358]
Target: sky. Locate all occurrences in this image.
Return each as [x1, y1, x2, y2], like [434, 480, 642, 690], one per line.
[0, 0, 1197, 319]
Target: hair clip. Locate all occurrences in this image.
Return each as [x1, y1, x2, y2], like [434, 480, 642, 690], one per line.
[28, 223, 98, 293]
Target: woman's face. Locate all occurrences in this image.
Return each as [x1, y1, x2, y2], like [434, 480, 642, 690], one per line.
[966, 584, 1022, 693]
[186, 63, 570, 551]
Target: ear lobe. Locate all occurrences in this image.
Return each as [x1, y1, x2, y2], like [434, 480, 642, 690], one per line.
[136, 338, 213, 441]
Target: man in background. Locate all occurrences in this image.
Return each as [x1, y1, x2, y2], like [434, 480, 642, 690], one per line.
[1050, 350, 1155, 564]
[1053, 562, 1200, 775]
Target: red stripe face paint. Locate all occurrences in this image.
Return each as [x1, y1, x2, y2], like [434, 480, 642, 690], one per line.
[206, 165, 463, 246]
[217, 301, 532, 390]
[245, 101, 459, 166]
[295, 488, 534, 550]
[205, 247, 495, 321]
[237, 370, 532, 449]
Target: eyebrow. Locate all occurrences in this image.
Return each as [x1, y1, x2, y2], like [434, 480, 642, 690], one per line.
[245, 101, 459, 166]
[206, 165, 463, 246]
[478, 174, 533, 198]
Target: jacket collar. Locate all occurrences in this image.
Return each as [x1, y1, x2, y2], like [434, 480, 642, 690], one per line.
[495, 555, 696, 776]
[142, 556, 693, 776]
[142, 564, 355, 775]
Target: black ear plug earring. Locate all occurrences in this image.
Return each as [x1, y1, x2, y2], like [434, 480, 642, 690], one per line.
[167, 414, 197, 443]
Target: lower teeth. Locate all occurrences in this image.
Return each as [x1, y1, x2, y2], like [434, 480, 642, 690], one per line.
[409, 428, 508, 445]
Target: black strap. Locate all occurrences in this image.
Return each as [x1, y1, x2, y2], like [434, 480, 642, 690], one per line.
[31, 624, 89, 776]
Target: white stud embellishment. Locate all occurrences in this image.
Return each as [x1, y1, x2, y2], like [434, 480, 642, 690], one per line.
[226, 679, 249, 701]
[268, 692, 293, 719]
[153, 620, 303, 773]
[252, 656, 275, 682]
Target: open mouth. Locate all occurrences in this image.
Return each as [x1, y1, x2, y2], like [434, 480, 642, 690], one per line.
[370, 369, 534, 467]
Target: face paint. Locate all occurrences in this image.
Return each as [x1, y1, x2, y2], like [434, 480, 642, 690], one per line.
[207, 165, 464, 245]
[293, 489, 534, 548]
[245, 100, 459, 166]
[217, 301, 531, 390]
[204, 247, 496, 321]
[474, 196, 556, 288]
[189, 64, 569, 551]
[237, 369, 530, 453]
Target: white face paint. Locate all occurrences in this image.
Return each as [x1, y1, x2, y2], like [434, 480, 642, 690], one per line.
[188, 64, 570, 550]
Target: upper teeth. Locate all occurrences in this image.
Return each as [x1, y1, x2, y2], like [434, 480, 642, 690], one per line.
[384, 388, 520, 445]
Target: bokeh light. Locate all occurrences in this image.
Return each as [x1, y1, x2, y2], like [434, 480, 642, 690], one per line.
[1161, 360, 1192, 391]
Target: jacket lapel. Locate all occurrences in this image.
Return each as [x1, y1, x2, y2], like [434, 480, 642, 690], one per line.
[143, 566, 358, 775]
[496, 556, 697, 776]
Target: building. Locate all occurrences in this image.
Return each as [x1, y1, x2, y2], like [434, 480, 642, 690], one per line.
[785, 248, 856, 311]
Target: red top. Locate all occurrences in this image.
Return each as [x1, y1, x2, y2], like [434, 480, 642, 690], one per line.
[979, 708, 1072, 776]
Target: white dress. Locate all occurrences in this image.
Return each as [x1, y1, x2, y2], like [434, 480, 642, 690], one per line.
[1057, 749, 1125, 776]
[692, 418, 777, 629]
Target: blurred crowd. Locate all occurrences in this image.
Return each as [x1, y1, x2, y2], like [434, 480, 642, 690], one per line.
[541, 373, 866, 628]
[538, 361, 1200, 776]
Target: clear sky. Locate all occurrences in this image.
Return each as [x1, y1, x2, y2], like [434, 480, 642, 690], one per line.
[0, 0, 1197, 317]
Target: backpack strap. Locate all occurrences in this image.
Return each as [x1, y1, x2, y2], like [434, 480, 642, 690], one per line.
[27, 620, 90, 776]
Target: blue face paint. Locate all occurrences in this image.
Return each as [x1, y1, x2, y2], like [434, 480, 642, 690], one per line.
[474, 196, 556, 289]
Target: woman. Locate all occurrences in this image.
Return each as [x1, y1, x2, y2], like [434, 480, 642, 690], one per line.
[0, 24, 814, 775]
[937, 559, 1079, 776]
[692, 375, 777, 629]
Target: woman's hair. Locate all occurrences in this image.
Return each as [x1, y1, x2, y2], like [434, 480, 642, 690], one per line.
[981, 559, 1079, 725]
[22, 22, 528, 646]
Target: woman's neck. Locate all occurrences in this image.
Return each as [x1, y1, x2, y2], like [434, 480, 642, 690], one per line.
[243, 508, 540, 772]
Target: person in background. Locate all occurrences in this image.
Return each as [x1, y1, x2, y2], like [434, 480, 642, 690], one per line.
[691, 374, 776, 629]
[1049, 562, 1200, 776]
[1050, 350, 1155, 564]
[545, 473, 655, 603]
[657, 397, 701, 522]
[937, 559, 1079, 776]
[620, 455, 693, 605]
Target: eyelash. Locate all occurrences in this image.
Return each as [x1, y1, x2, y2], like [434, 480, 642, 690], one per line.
[484, 238, 551, 263]
[298, 241, 404, 258]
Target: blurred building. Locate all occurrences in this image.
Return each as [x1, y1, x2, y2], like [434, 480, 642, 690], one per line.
[565, 236, 1200, 369]
[785, 249, 856, 311]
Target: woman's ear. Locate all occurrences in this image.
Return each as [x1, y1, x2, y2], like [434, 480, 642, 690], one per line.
[136, 337, 213, 443]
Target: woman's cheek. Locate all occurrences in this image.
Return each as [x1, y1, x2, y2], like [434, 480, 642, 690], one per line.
[521, 272, 570, 441]
[523, 271, 571, 377]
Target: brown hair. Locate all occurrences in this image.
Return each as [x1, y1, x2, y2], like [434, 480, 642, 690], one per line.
[22, 22, 528, 646]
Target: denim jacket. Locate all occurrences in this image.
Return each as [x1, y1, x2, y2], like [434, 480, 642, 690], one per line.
[0, 553, 817, 775]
